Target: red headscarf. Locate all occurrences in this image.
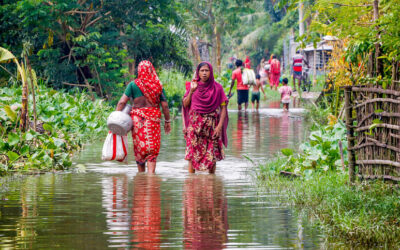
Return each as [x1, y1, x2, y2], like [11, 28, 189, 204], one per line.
[135, 60, 163, 105]
[245, 56, 251, 69]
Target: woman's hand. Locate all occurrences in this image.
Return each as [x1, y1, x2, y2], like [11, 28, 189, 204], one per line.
[164, 122, 171, 134]
[190, 80, 198, 93]
[212, 125, 222, 139]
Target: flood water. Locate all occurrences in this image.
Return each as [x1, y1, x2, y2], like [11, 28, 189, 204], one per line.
[0, 102, 323, 249]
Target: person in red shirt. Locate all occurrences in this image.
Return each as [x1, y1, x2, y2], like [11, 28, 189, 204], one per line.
[292, 50, 309, 91]
[229, 59, 249, 111]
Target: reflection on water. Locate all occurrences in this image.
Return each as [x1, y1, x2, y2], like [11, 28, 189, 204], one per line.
[232, 112, 248, 157]
[183, 175, 228, 249]
[102, 175, 130, 246]
[131, 174, 162, 249]
[0, 109, 322, 249]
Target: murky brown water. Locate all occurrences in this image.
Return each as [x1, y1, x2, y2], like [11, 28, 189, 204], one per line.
[0, 102, 323, 249]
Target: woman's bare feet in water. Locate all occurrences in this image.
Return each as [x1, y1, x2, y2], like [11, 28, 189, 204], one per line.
[188, 161, 195, 173]
[208, 164, 216, 174]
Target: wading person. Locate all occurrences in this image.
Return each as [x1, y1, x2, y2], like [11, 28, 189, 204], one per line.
[116, 60, 171, 173]
[244, 55, 251, 69]
[278, 78, 292, 111]
[269, 55, 281, 91]
[229, 59, 249, 111]
[183, 62, 229, 174]
[292, 50, 309, 92]
[251, 74, 266, 111]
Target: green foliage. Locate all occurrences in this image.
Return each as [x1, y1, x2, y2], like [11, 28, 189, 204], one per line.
[304, 98, 331, 125]
[158, 69, 188, 108]
[0, 0, 192, 101]
[260, 121, 347, 178]
[258, 172, 400, 247]
[0, 85, 112, 174]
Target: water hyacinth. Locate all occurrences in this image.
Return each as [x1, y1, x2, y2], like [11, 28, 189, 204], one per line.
[0, 85, 113, 174]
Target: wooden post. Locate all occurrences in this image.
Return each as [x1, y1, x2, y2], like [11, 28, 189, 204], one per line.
[344, 87, 356, 182]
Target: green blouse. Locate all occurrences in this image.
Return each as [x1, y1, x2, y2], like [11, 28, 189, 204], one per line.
[124, 82, 167, 102]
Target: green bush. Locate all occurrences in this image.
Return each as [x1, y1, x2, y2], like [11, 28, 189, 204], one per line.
[0, 85, 112, 174]
[158, 69, 188, 109]
[262, 121, 348, 178]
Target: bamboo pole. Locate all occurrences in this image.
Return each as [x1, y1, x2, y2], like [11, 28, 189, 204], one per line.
[351, 87, 400, 96]
[344, 87, 356, 182]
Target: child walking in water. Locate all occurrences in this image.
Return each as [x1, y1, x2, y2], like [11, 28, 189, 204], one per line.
[278, 78, 292, 111]
[251, 74, 266, 111]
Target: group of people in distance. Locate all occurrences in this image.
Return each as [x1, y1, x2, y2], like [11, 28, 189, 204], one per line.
[229, 58, 266, 112]
[229, 53, 297, 113]
[116, 60, 228, 175]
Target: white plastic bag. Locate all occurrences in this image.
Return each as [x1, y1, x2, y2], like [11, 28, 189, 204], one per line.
[101, 132, 128, 162]
[242, 68, 256, 85]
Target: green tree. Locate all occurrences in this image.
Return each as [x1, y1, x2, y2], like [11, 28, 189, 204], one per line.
[0, 0, 192, 101]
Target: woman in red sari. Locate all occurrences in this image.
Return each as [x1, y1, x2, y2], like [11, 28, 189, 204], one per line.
[244, 55, 251, 69]
[116, 60, 171, 173]
[183, 62, 229, 174]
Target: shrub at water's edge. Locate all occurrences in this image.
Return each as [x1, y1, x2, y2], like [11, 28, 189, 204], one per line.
[0, 85, 113, 174]
[256, 121, 400, 246]
[258, 171, 400, 247]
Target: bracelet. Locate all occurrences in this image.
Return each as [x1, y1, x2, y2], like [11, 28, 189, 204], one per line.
[165, 119, 171, 123]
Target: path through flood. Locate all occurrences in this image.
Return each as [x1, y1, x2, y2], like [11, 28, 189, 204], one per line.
[0, 102, 323, 249]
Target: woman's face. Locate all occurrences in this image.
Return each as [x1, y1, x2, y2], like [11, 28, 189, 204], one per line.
[198, 65, 210, 82]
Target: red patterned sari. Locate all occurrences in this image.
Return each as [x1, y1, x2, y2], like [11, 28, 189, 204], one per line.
[130, 61, 163, 164]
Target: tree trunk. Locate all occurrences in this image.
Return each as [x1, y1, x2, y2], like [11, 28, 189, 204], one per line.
[190, 37, 201, 66]
[299, 0, 304, 37]
[208, 0, 217, 67]
[216, 29, 222, 74]
[128, 61, 135, 79]
[210, 27, 217, 68]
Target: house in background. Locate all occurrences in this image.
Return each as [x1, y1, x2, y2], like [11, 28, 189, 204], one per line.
[303, 35, 338, 75]
[283, 35, 338, 76]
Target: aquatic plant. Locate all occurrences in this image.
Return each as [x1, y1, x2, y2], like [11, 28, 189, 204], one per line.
[266, 121, 348, 178]
[0, 85, 112, 174]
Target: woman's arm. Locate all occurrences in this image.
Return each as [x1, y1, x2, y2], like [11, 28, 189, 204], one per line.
[116, 94, 129, 111]
[183, 81, 197, 108]
[182, 92, 193, 108]
[218, 105, 227, 128]
[212, 105, 227, 139]
[161, 101, 171, 134]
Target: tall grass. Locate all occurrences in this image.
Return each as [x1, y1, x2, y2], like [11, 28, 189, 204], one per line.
[258, 160, 400, 247]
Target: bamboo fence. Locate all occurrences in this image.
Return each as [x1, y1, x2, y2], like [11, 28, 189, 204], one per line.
[344, 83, 400, 182]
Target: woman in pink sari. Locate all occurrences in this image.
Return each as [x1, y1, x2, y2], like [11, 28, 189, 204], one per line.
[183, 62, 229, 174]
